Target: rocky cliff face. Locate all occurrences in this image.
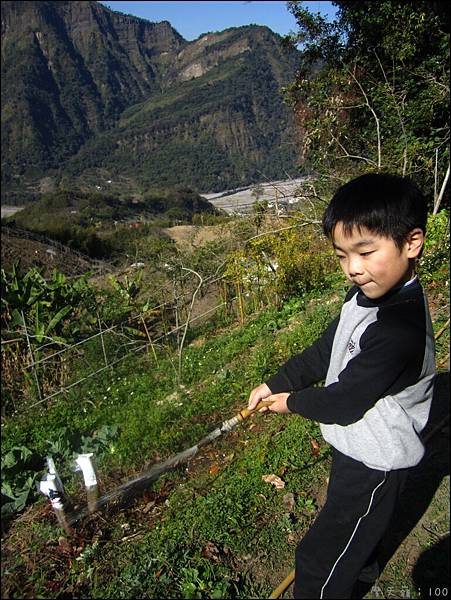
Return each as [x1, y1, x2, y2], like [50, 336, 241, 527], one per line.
[1, 1, 300, 201]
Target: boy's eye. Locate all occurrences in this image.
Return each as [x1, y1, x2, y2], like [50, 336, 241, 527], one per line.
[360, 251, 374, 256]
[336, 254, 345, 260]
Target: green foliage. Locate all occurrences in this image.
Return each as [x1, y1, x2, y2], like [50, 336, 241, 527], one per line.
[285, 1, 449, 199]
[419, 210, 450, 283]
[1, 264, 98, 413]
[1, 446, 43, 519]
[44, 424, 119, 463]
[1, 264, 96, 345]
[178, 564, 237, 599]
[5, 189, 217, 260]
[225, 222, 337, 303]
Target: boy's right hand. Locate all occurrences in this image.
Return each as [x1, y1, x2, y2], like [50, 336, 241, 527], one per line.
[248, 382, 272, 412]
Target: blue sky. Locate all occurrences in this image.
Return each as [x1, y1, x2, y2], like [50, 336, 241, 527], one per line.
[99, 1, 337, 41]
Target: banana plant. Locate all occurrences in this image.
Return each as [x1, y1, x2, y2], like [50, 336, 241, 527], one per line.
[2, 264, 96, 347]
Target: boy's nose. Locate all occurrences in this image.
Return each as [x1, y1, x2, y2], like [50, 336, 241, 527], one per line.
[348, 257, 363, 277]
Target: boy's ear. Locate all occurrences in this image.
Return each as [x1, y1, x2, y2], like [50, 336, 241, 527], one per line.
[406, 228, 424, 258]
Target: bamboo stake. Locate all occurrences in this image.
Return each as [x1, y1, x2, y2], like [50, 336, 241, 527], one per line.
[434, 148, 438, 205]
[97, 312, 109, 368]
[434, 318, 450, 341]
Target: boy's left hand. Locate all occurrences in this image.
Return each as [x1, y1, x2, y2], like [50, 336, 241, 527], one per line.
[262, 393, 291, 414]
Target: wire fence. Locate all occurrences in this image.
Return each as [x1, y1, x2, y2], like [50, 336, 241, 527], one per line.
[2, 210, 325, 414]
[8, 270, 241, 412]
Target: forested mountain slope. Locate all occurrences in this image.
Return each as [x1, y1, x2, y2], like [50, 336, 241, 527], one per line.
[1, 1, 300, 203]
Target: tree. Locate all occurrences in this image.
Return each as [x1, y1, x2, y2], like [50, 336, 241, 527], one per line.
[285, 1, 450, 206]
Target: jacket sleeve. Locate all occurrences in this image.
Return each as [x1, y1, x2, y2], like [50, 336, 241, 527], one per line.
[265, 315, 339, 393]
[286, 308, 426, 425]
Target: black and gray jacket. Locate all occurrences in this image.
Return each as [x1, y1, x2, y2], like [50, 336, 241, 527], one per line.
[266, 278, 436, 471]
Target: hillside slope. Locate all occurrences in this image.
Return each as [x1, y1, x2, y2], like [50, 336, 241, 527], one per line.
[1, 272, 448, 598]
[1, 1, 300, 203]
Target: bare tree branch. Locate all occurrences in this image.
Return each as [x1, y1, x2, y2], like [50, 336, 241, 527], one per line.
[346, 66, 382, 167]
[433, 164, 450, 214]
[177, 267, 203, 387]
[374, 50, 409, 175]
[331, 132, 378, 167]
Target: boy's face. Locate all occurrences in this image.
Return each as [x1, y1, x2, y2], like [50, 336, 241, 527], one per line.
[332, 223, 424, 300]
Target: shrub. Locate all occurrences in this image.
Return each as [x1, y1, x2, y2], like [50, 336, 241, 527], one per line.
[419, 210, 450, 284]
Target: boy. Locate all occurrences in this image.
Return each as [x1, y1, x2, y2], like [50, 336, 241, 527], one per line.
[248, 173, 436, 598]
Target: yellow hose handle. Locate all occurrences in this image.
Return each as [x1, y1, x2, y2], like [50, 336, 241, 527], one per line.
[268, 569, 295, 598]
[238, 399, 274, 421]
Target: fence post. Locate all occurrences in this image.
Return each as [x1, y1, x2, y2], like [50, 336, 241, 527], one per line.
[97, 312, 109, 369]
[140, 313, 159, 365]
[21, 310, 43, 405]
[236, 281, 245, 325]
[222, 281, 228, 317]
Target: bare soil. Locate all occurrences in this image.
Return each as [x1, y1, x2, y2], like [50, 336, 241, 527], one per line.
[163, 224, 230, 249]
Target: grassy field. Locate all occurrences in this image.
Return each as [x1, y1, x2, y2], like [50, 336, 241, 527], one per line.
[1, 222, 449, 598]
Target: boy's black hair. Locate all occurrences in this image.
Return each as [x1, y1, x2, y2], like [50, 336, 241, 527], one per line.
[322, 173, 428, 250]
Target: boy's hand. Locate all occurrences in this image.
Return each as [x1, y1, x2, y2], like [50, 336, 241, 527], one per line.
[248, 383, 272, 411]
[248, 385, 291, 414]
[266, 393, 291, 414]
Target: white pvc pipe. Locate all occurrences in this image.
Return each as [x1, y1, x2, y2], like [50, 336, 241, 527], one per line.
[39, 473, 72, 535]
[75, 453, 99, 513]
[39, 474, 63, 510]
[46, 456, 64, 494]
[75, 453, 97, 487]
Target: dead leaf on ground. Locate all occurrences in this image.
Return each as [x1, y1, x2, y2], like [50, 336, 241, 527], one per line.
[209, 464, 220, 476]
[143, 501, 156, 514]
[282, 492, 295, 512]
[310, 438, 320, 457]
[201, 541, 220, 561]
[55, 537, 73, 557]
[262, 474, 285, 490]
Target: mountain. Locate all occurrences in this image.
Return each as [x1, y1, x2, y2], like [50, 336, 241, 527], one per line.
[1, 1, 301, 203]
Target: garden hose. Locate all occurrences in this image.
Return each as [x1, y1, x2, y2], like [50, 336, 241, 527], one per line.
[64, 399, 275, 525]
[238, 399, 275, 420]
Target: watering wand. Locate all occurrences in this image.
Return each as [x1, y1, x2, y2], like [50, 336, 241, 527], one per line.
[216, 399, 275, 432]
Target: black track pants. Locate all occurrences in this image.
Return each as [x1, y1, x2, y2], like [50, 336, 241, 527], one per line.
[293, 448, 409, 599]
